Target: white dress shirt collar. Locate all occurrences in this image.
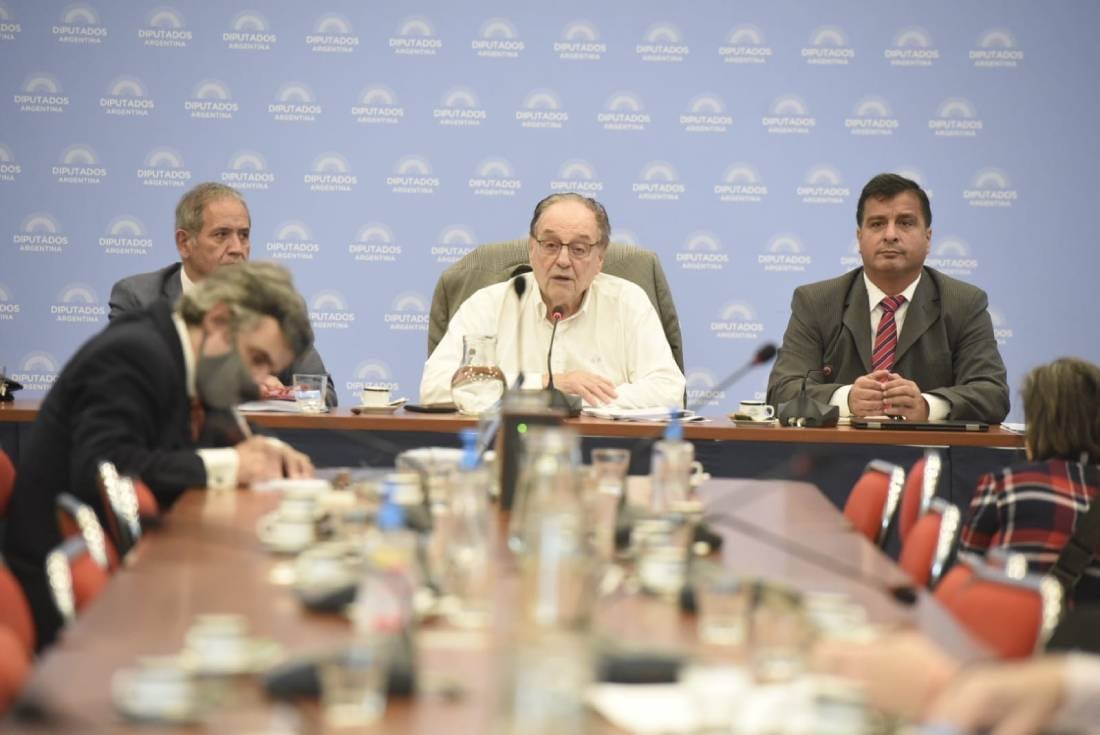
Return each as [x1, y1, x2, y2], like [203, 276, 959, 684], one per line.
[863, 271, 921, 313]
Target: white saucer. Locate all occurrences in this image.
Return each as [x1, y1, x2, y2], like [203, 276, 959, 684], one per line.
[180, 638, 283, 676]
[352, 397, 407, 415]
[252, 477, 332, 495]
[112, 670, 202, 724]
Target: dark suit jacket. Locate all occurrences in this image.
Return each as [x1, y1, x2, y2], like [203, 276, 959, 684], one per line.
[109, 263, 338, 407]
[3, 303, 208, 649]
[766, 267, 1010, 422]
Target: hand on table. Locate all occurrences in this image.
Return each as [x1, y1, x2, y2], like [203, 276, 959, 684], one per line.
[551, 370, 618, 406]
[881, 373, 929, 421]
[236, 436, 314, 484]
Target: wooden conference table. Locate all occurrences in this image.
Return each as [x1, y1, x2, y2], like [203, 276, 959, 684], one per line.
[0, 399, 1025, 449]
[5, 478, 983, 734]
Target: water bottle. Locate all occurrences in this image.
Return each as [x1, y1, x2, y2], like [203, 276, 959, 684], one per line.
[439, 429, 492, 628]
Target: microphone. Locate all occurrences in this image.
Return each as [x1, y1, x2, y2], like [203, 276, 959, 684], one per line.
[777, 366, 840, 428]
[510, 267, 531, 390]
[544, 304, 582, 417]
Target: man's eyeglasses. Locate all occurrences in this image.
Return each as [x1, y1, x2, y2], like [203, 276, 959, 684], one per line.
[534, 239, 599, 261]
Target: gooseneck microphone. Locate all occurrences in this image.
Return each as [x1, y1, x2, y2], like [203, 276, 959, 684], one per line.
[543, 305, 582, 417]
[511, 269, 530, 390]
[777, 365, 840, 428]
[546, 305, 565, 392]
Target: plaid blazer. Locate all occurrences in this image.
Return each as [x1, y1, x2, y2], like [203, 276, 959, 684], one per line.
[960, 459, 1100, 605]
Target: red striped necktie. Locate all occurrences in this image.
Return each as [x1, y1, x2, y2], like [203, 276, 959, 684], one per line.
[871, 295, 907, 372]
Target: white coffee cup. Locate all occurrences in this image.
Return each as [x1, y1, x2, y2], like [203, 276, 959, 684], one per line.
[738, 400, 775, 421]
[360, 385, 391, 407]
[257, 512, 315, 552]
[185, 615, 250, 672]
[113, 657, 194, 717]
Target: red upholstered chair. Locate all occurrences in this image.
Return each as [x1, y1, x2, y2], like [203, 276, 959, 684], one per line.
[0, 625, 30, 713]
[0, 564, 36, 655]
[899, 498, 962, 588]
[132, 479, 160, 523]
[96, 462, 145, 559]
[0, 448, 15, 517]
[45, 536, 110, 624]
[843, 460, 905, 547]
[55, 493, 118, 571]
[898, 450, 944, 544]
[938, 552, 1064, 659]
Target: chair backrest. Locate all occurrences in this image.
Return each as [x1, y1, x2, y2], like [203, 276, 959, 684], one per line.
[0, 448, 15, 517]
[0, 564, 35, 654]
[96, 461, 143, 558]
[938, 552, 1064, 659]
[843, 459, 905, 547]
[45, 536, 109, 624]
[132, 479, 160, 523]
[0, 624, 31, 713]
[898, 450, 944, 543]
[427, 239, 685, 372]
[56, 493, 117, 570]
[899, 498, 962, 589]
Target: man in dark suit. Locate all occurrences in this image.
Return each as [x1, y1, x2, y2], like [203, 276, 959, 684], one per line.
[109, 182, 338, 407]
[767, 173, 1009, 423]
[4, 262, 315, 651]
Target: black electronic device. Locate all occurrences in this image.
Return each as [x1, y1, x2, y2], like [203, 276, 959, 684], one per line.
[850, 418, 990, 432]
[402, 402, 459, 414]
[497, 393, 566, 510]
[776, 366, 840, 428]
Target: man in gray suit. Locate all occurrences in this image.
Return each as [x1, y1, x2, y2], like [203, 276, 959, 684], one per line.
[109, 182, 337, 406]
[767, 173, 1009, 423]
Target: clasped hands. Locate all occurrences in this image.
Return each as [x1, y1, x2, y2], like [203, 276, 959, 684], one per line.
[849, 369, 929, 421]
[548, 370, 618, 406]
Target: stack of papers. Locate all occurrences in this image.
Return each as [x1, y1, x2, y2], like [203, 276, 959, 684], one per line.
[238, 400, 327, 414]
[581, 407, 704, 422]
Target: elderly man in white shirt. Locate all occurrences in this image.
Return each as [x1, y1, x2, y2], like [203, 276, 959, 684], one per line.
[419, 193, 685, 409]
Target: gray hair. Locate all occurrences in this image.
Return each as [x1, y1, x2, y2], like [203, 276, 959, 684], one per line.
[176, 261, 313, 358]
[175, 181, 249, 235]
[528, 193, 611, 248]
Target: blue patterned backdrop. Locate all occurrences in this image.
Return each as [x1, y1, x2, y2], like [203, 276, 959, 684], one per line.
[3, 1, 1099, 421]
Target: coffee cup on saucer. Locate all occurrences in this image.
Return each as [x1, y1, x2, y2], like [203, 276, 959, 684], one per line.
[184, 615, 250, 674]
[113, 656, 196, 720]
[360, 385, 391, 408]
[257, 511, 316, 553]
[737, 400, 775, 422]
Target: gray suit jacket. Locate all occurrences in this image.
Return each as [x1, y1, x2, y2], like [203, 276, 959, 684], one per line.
[109, 263, 338, 407]
[766, 267, 1009, 422]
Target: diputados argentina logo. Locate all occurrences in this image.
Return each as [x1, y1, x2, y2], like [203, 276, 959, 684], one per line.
[762, 95, 815, 135]
[989, 309, 1014, 347]
[555, 20, 605, 61]
[14, 213, 68, 253]
[680, 94, 732, 134]
[100, 77, 155, 117]
[758, 235, 812, 273]
[710, 303, 765, 340]
[516, 89, 568, 129]
[802, 26, 854, 65]
[52, 284, 106, 324]
[719, 25, 772, 65]
[469, 158, 522, 198]
[473, 17, 524, 58]
[714, 164, 767, 204]
[99, 215, 153, 255]
[599, 92, 650, 132]
[432, 225, 476, 264]
[845, 97, 899, 137]
[53, 144, 106, 185]
[270, 83, 321, 122]
[136, 148, 192, 188]
[224, 11, 276, 51]
[266, 221, 320, 261]
[309, 291, 356, 330]
[925, 237, 979, 277]
[797, 165, 850, 205]
[349, 223, 402, 264]
[307, 14, 358, 54]
[385, 293, 429, 332]
[15, 73, 69, 113]
[0, 284, 19, 321]
[434, 87, 486, 128]
[187, 80, 238, 120]
[52, 4, 107, 45]
[550, 159, 603, 195]
[140, 7, 190, 48]
[0, 3, 22, 41]
[0, 144, 20, 182]
[963, 169, 1018, 208]
[928, 98, 983, 138]
[636, 23, 688, 62]
[677, 232, 729, 272]
[12, 353, 60, 393]
[970, 29, 1023, 69]
[388, 156, 439, 195]
[305, 153, 357, 193]
[686, 370, 725, 408]
[221, 151, 274, 191]
[348, 361, 399, 394]
[633, 162, 684, 201]
[352, 85, 404, 125]
[390, 17, 442, 56]
[885, 28, 939, 67]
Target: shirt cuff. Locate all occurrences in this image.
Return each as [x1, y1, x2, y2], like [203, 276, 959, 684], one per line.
[520, 372, 545, 391]
[924, 393, 950, 421]
[830, 385, 853, 418]
[197, 447, 239, 490]
[1053, 653, 1100, 733]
